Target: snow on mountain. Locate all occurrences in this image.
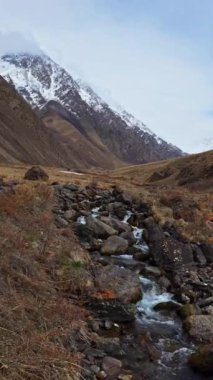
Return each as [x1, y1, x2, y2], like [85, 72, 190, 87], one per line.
[0, 52, 183, 163]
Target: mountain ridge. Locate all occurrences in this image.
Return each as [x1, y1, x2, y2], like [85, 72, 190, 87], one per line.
[0, 75, 122, 168]
[0, 52, 184, 165]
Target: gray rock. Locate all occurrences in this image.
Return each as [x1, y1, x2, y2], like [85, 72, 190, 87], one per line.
[95, 264, 142, 303]
[101, 236, 129, 256]
[150, 238, 194, 271]
[89, 298, 137, 322]
[24, 166, 49, 181]
[153, 301, 182, 312]
[86, 216, 118, 239]
[64, 183, 79, 191]
[64, 209, 77, 221]
[184, 315, 213, 343]
[188, 344, 213, 375]
[100, 216, 131, 233]
[201, 244, 213, 263]
[55, 215, 69, 227]
[120, 232, 136, 246]
[102, 356, 122, 376]
[198, 296, 213, 308]
[192, 244, 207, 266]
[143, 217, 164, 243]
[108, 202, 127, 219]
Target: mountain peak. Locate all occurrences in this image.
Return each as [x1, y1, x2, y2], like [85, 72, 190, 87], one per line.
[0, 51, 183, 164]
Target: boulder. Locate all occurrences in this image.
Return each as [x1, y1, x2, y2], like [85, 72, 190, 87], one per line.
[108, 202, 127, 220]
[24, 166, 49, 181]
[120, 232, 137, 246]
[101, 236, 129, 256]
[184, 315, 213, 343]
[142, 217, 164, 243]
[201, 244, 213, 263]
[64, 209, 77, 221]
[73, 223, 93, 243]
[95, 265, 142, 303]
[198, 296, 213, 308]
[86, 216, 117, 239]
[132, 249, 149, 262]
[153, 301, 182, 313]
[100, 216, 131, 233]
[150, 237, 194, 271]
[102, 356, 122, 377]
[191, 244, 207, 266]
[88, 298, 137, 322]
[179, 304, 198, 319]
[188, 344, 213, 375]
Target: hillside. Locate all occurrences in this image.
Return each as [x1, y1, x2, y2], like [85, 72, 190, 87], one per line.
[0, 77, 121, 169]
[0, 53, 183, 165]
[0, 160, 212, 379]
[110, 149, 213, 188]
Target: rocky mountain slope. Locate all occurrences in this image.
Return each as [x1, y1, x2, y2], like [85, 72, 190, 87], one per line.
[0, 53, 183, 165]
[0, 75, 121, 168]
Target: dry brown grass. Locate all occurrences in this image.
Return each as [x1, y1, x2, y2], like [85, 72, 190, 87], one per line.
[0, 150, 212, 243]
[0, 182, 90, 379]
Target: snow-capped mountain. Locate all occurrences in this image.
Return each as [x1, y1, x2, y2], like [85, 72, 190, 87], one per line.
[0, 52, 183, 164]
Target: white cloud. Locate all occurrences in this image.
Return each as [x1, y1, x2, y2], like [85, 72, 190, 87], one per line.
[0, 0, 212, 153]
[0, 31, 41, 56]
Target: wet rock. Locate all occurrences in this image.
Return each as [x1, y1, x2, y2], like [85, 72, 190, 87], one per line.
[153, 300, 182, 312]
[120, 232, 137, 246]
[158, 276, 171, 291]
[96, 370, 107, 379]
[95, 265, 142, 303]
[201, 243, 213, 263]
[73, 223, 93, 243]
[24, 165, 49, 181]
[141, 265, 162, 277]
[188, 344, 213, 375]
[100, 216, 131, 233]
[118, 375, 133, 380]
[132, 250, 149, 262]
[94, 336, 123, 356]
[91, 365, 101, 374]
[108, 202, 127, 220]
[88, 298, 137, 322]
[102, 356, 122, 377]
[104, 320, 113, 330]
[86, 216, 118, 239]
[203, 305, 213, 315]
[101, 236, 129, 256]
[191, 244, 207, 267]
[150, 237, 194, 271]
[198, 296, 213, 308]
[184, 315, 213, 343]
[179, 304, 198, 319]
[142, 217, 164, 243]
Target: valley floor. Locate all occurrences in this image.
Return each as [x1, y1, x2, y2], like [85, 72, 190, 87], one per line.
[0, 157, 212, 379]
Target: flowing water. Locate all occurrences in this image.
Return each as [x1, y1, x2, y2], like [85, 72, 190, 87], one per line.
[77, 207, 205, 379]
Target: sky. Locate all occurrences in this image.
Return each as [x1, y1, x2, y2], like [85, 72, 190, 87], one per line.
[0, 0, 213, 153]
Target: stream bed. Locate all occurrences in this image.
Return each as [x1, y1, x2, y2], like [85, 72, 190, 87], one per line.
[74, 202, 210, 379]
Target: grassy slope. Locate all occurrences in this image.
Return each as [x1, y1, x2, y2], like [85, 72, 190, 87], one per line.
[0, 77, 123, 169]
[0, 182, 91, 379]
[43, 113, 123, 169]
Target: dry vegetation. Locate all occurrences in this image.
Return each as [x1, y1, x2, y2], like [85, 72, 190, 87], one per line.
[1, 150, 213, 243]
[0, 150, 212, 378]
[0, 182, 90, 380]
